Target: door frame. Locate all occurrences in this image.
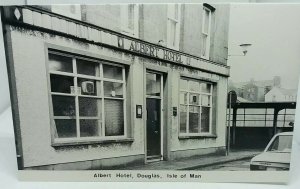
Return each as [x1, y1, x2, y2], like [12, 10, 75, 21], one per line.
[144, 69, 164, 162]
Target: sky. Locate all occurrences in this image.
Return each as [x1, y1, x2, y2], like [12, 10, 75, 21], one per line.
[228, 3, 300, 89]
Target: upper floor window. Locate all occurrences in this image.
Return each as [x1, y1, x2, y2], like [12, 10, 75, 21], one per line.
[51, 5, 82, 20]
[121, 4, 139, 37]
[201, 5, 212, 59]
[167, 4, 181, 50]
[48, 51, 127, 144]
[179, 78, 213, 136]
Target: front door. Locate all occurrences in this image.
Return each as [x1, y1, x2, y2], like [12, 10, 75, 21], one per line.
[146, 99, 161, 159]
[146, 71, 163, 161]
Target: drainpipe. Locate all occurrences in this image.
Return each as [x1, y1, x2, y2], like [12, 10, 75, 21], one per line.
[227, 93, 232, 156]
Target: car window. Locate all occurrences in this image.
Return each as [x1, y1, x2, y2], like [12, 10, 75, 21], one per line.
[267, 135, 292, 152]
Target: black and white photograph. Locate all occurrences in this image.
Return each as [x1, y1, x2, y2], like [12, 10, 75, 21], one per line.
[1, 0, 300, 184]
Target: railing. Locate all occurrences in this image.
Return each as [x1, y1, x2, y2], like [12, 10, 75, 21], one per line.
[226, 101, 296, 149]
[227, 108, 295, 128]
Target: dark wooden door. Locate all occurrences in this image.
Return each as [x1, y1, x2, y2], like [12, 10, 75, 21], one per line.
[146, 98, 161, 158]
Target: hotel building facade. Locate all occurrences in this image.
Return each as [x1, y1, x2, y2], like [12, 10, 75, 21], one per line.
[1, 4, 230, 169]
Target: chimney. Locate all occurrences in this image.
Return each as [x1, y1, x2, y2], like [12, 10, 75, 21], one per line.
[273, 76, 281, 87]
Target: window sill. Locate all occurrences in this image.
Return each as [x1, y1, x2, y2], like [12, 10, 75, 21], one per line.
[178, 134, 217, 140]
[51, 138, 134, 147]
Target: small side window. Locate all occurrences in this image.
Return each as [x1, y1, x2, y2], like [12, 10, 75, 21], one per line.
[120, 4, 139, 37]
[167, 4, 181, 50]
[201, 5, 212, 59]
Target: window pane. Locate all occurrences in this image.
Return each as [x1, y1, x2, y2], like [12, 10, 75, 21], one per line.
[285, 109, 295, 114]
[169, 4, 178, 20]
[174, 4, 179, 20]
[189, 93, 199, 105]
[268, 136, 292, 152]
[180, 79, 188, 90]
[146, 73, 161, 96]
[189, 80, 200, 92]
[49, 53, 73, 73]
[105, 99, 124, 136]
[50, 74, 74, 93]
[169, 4, 175, 18]
[202, 83, 211, 93]
[266, 121, 273, 127]
[189, 106, 200, 133]
[52, 96, 76, 116]
[201, 107, 210, 132]
[128, 5, 135, 30]
[266, 108, 274, 118]
[203, 9, 210, 34]
[104, 82, 123, 98]
[246, 109, 265, 114]
[169, 21, 176, 47]
[80, 119, 100, 137]
[201, 95, 211, 106]
[180, 92, 187, 104]
[180, 105, 187, 133]
[202, 34, 207, 57]
[78, 78, 99, 96]
[77, 59, 99, 76]
[79, 97, 101, 117]
[54, 119, 76, 138]
[245, 114, 264, 121]
[237, 108, 245, 114]
[103, 64, 123, 80]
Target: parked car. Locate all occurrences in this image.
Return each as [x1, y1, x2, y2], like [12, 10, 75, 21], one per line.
[250, 132, 293, 171]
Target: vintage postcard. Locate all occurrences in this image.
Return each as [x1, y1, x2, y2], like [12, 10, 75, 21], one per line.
[1, 2, 299, 183]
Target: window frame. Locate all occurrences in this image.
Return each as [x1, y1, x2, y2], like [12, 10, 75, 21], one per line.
[179, 77, 213, 137]
[167, 4, 181, 50]
[120, 4, 139, 37]
[47, 50, 128, 145]
[201, 6, 212, 59]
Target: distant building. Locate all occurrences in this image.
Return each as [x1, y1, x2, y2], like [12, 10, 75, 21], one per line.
[237, 96, 250, 103]
[229, 76, 281, 102]
[265, 87, 297, 102]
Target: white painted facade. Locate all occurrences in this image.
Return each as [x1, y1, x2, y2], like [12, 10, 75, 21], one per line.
[2, 5, 230, 169]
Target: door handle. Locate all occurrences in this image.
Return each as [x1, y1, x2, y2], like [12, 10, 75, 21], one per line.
[154, 131, 158, 134]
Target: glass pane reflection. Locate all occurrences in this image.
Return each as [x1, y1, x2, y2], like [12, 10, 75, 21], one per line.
[146, 72, 161, 96]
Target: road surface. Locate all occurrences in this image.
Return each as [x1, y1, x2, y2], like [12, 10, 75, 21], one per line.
[197, 159, 251, 171]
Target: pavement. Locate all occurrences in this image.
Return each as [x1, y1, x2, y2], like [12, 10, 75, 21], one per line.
[121, 149, 262, 170]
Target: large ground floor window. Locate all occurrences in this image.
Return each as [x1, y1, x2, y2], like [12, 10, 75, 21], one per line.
[48, 51, 126, 143]
[179, 77, 213, 136]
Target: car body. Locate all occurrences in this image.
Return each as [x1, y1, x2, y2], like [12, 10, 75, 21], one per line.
[250, 132, 293, 171]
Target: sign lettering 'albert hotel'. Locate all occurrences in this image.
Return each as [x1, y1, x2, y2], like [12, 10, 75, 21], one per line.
[1, 4, 230, 169]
